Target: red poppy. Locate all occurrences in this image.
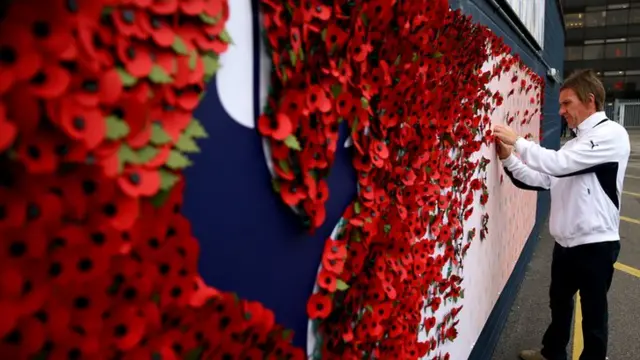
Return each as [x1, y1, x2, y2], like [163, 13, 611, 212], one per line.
[0, 22, 42, 92]
[307, 292, 332, 319]
[258, 113, 293, 141]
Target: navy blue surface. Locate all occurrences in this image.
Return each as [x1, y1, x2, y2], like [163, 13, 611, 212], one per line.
[182, 1, 356, 346]
[182, 0, 564, 353]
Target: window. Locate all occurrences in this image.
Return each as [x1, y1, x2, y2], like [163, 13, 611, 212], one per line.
[565, 46, 583, 60]
[583, 44, 605, 59]
[585, 11, 607, 27]
[605, 43, 626, 58]
[606, 9, 629, 26]
[630, 9, 640, 24]
[628, 42, 640, 57]
[602, 76, 625, 92]
[627, 76, 640, 91]
[565, 13, 585, 28]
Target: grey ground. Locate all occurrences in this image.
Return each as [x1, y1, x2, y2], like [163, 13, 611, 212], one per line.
[492, 130, 640, 360]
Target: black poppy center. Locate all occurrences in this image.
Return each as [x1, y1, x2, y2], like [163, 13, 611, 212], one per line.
[82, 180, 97, 195]
[82, 80, 98, 93]
[32, 21, 51, 38]
[103, 203, 117, 217]
[30, 71, 47, 85]
[3, 330, 21, 344]
[113, 324, 128, 338]
[26, 203, 40, 220]
[27, 146, 41, 159]
[73, 116, 85, 131]
[91, 232, 105, 245]
[74, 296, 89, 309]
[0, 46, 16, 64]
[77, 258, 93, 272]
[9, 241, 26, 257]
[128, 173, 140, 185]
[121, 10, 135, 24]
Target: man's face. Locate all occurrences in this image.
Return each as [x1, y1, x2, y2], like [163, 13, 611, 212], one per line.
[559, 88, 593, 129]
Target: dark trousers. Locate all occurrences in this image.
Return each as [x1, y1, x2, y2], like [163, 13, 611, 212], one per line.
[541, 241, 620, 360]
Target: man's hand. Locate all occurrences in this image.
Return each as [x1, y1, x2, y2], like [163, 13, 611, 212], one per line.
[495, 138, 512, 160]
[493, 124, 519, 145]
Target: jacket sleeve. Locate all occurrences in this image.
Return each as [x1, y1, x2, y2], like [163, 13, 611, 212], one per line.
[501, 154, 552, 191]
[514, 130, 629, 177]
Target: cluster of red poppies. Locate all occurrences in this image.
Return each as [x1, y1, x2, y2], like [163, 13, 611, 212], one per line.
[258, 1, 544, 359]
[0, 0, 304, 359]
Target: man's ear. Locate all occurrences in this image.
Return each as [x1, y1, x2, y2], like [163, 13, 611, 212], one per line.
[588, 93, 596, 109]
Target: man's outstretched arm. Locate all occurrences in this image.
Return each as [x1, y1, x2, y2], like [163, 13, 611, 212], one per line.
[501, 153, 553, 191]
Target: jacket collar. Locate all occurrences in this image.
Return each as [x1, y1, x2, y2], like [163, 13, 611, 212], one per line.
[576, 111, 608, 136]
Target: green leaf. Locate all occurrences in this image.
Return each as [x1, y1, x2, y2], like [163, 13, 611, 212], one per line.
[199, 13, 217, 24]
[284, 135, 301, 151]
[150, 123, 172, 145]
[331, 84, 342, 97]
[149, 65, 173, 84]
[289, 50, 297, 66]
[105, 116, 130, 140]
[321, 28, 327, 41]
[150, 190, 171, 207]
[219, 29, 232, 44]
[166, 150, 192, 169]
[278, 160, 290, 174]
[202, 55, 220, 78]
[188, 50, 198, 70]
[172, 36, 188, 55]
[135, 146, 159, 164]
[118, 144, 138, 173]
[271, 178, 281, 193]
[184, 347, 203, 360]
[159, 169, 180, 190]
[185, 119, 208, 138]
[354, 202, 361, 214]
[175, 134, 200, 153]
[432, 51, 443, 59]
[360, 13, 369, 26]
[116, 68, 137, 87]
[336, 279, 350, 291]
[361, 97, 369, 109]
[384, 224, 391, 234]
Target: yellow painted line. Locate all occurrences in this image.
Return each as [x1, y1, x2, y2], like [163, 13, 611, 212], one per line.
[623, 190, 640, 197]
[621, 215, 640, 225]
[572, 292, 583, 360]
[615, 262, 640, 278]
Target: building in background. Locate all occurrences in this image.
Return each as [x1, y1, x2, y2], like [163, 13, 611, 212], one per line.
[562, 0, 640, 126]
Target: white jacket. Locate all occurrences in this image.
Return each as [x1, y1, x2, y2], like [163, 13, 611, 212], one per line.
[502, 111, 630, 248]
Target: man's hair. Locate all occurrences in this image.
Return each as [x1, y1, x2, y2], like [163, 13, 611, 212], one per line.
[560, 69, 606, 111]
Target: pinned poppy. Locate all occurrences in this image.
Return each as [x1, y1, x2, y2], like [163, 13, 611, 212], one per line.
[0, 23, 42, 90]
[94, 188, 140, 231]
[72, 68, 124, 107]
[56, 97, 106, 149]
[27, 64, 71, 99]
[306, 292, 332, 319]
[115, 37, 153, 78]
[103, 305, 146, 350]
[150, 0, 179, 15]
[118, 166, 161, 197]
[0, 316, 46, 359]
[140, 15, 175, 47]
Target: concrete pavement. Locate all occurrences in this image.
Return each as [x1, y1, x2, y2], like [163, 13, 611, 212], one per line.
[492, 129, 640, 360]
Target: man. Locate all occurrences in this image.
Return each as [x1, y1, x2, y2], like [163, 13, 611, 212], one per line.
[561, 116, 568, 138]
[493, 69, 629, 360]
